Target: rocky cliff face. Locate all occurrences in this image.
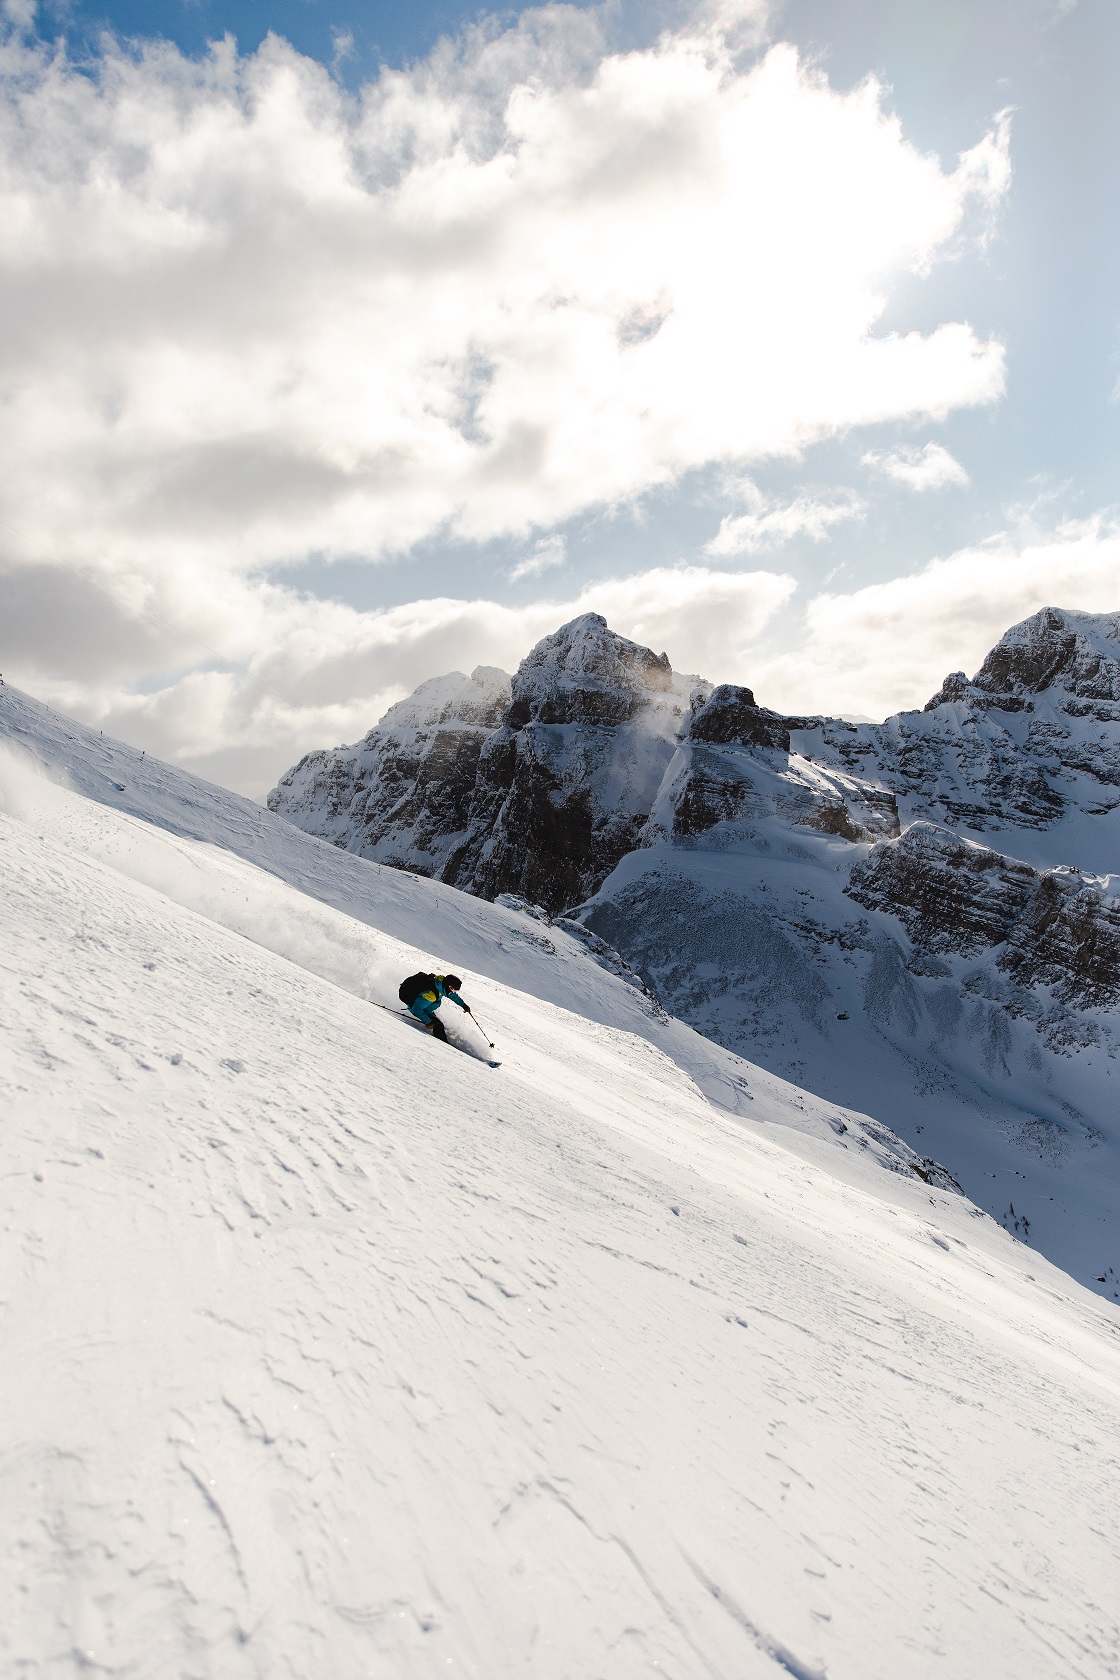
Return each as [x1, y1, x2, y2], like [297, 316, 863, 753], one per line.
[847, 820, 1120, 1009]
[268, 666, 511, 876]
[270, 606, 1120, 1295]
[439, 616, 694, 911]
[657, 682, 901, 845]
[271, 605, 1120, 948]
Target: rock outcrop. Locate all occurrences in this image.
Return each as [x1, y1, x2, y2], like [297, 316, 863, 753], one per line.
[932, 605, 1120, 707]
[847, 821, 1120, 1009]
[271, 603, 1120, 931]
[271, 615, 696, 913]
[660, 683, 900, 844]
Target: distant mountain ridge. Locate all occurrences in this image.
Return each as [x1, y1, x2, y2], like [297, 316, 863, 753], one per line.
[270, 603, 1120, 910]
[270, 605, 1120, 1299]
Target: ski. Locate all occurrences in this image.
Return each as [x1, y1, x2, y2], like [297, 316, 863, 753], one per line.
[369, 1000, 501, 1066]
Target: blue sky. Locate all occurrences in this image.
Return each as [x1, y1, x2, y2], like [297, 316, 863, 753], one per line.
[2, 0, 1118, 793]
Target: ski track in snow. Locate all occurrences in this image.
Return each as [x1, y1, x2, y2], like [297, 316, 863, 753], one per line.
[2, 709, 1120, 1676]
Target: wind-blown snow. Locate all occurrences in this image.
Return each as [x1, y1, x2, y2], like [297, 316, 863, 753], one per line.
[2, 692, 1120, 1677]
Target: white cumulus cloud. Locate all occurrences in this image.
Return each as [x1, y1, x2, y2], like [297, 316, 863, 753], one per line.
[13, 560, 795, 797]
[862, 441, 970, 491]
[706, 484, 866, 554]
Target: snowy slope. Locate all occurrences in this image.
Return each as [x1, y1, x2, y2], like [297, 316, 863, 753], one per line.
[582, 826, 1120, 1277]
[3, 724, 1120, 1677]
[266, 608, 1120, 1300]
[575, 620, 1120, 1301]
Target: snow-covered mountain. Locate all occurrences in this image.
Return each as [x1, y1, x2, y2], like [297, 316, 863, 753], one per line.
[799, 603, 1120, 873]
[270, 607, 1120, 1301]
[3, 683, 1120, 1678]
[273, 615, 700, 910]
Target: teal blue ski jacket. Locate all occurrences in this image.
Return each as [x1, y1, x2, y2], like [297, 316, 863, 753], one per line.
[408, 976, 469, 1025]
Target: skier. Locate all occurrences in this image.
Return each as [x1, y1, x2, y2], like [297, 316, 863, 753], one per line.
[399, 972, 472, 1043]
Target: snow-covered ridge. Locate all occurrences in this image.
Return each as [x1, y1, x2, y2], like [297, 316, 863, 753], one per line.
[3, 683, 1120, 1678]
[932, 603, 1120, 706]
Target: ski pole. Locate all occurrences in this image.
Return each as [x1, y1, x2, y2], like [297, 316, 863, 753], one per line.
[467, 1009, 496, 1050]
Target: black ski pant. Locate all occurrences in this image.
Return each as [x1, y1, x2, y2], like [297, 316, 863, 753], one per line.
[428, 1015, 449, 1042]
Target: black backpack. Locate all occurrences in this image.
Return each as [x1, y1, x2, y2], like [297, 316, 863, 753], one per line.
[398, 971, 437, 1007]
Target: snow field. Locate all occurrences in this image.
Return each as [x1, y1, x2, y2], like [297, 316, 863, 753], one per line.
[3, 758, 1120, 1675]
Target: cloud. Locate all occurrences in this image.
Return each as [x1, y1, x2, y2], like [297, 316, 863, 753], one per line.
[13, 504, 1118, 798]
[748, 517, 1120, 719]
[1, 0, 34, 30]
[331, 29, 356, 73]
[862, 441, 969, 491]
[705, 484, 865, 554]
[510, 534, 567, 581]
[572, 563, 795, 673]
[0, 11, 1004, 586]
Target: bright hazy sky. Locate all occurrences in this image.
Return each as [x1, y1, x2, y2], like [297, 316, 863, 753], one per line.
[1, 0, 1117, 796]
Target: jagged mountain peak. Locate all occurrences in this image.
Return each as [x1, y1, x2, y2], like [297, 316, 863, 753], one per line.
[926, 606, 1120, 710]
[523, 611, 670, 677]
[441, 617, 693, 909]
[266, 663, 511, 875]
[508, 613, 676, 728]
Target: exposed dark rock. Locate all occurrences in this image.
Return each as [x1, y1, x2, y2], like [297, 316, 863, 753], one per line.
[669, 755, 758, 838]
[848, 822, 1120, 1008]
[270, 614, 694, 916]
[270, 603, 1120, 1020]
[972, 605, 1120, 701]
[805, 609, 1120, 839]
[687, 685, 791, 752]
[663, 692, 899, 845]
[1003, 872, 1120, 1008]
[925, 606, 1120, 708]
[847, 823, 1038, 955]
